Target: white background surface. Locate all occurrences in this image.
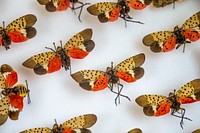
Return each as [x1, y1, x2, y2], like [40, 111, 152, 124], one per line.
[0, 0, 200, 133]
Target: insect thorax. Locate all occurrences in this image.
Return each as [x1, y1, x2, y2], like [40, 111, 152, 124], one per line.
[0, 29, 11, 49]
[118, 0, 130, 15]
[173, 26, 187, 46]
[106, 67, 119, 85]
[56, 46, 71, 70]
[168, 92, 181, 111]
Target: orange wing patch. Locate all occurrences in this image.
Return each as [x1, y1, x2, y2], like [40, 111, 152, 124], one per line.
[128, 0, 148, 10]
[57, 0, 70, 11]
[162, 36, 176, 52]
[0, 64, 18, 87]
[108, 7, 120, 22]
[47, 57, 62, 73]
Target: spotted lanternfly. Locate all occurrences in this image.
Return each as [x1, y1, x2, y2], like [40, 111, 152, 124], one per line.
[0, 64, 30, 126]
[72, 53, 145, 105]
[22, 28, 95, 75]
[0, 14, 37, 50]
[193, 129, 200, 133]
[143, 11, 200, 53]
[127, 128, 142, 133]
[37, 0, 90, 21]
[135, 79, 200, 128]
[20, 114, 97, 133]
[87, 0, 144, 26]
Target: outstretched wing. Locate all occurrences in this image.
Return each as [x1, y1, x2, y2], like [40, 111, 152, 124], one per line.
[135, 94, 171, 116]
[37, 0, 70, 12]
[143, 31, 176, 52]
[20, 127, 51, 133]
[176, 79, 200, 104]
[64, 28, 95, 59]
[22, 52, 62, 75]
[87, 2, 120, 23]
[0, 64, 18, 88]
[0, 96, 9, 126]
[182, 11, 200, 42]
[71, 70, 109, 91]
[62, 114, 97, 129]
[114, 53, 145, 83]
[6, 14, 37, 43]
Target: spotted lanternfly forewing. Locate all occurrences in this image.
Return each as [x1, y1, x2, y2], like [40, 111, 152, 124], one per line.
[135, 79, 200, 128]
[37, 0, 90, 21]
[193, 129, 200, 133]
[22, 28, 95, 75]
[143, 11, 200, 53]
[87, 0, 144, 26]
[0, 64, 30, 126]
[20, 114, 97, 133]
[72, 53, 145, 105]
[127, 128, 142, 133]
[0, 14, 37, 50]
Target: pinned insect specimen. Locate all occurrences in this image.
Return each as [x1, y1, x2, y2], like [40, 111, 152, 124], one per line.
[135, 79, 200, 128]
[0, 14, 37, 50]
[87, 0, 144, 26]
[128, 128, 142, 133]
[20, 114, 97, 133]
[0, 64, 30, 126]
[22, 28, 95, 75]
[143, 11, 200, 53]
[72, 53, 145, 105]
[37, 0, 90, 21]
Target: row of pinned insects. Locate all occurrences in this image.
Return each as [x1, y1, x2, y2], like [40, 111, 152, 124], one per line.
[0, 63, 200, 131]
[36, 0, 183, 24]
[0, 11, 199, 52]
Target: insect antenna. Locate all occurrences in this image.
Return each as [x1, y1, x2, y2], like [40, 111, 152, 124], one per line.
[54, 119, 58, 124]
[171, 109, 192, 129]
[45, 43, 56, 53]
[25, 80, 31, 104]
[2, 21, 5, 29]
[111, 62, 114, 69]
[59, 40, 63, 48]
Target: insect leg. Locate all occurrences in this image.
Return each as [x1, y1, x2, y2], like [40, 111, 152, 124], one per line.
[73, 2, 90, 22]
[171, 109, 192, 129]
[109, 83, 131, 105]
